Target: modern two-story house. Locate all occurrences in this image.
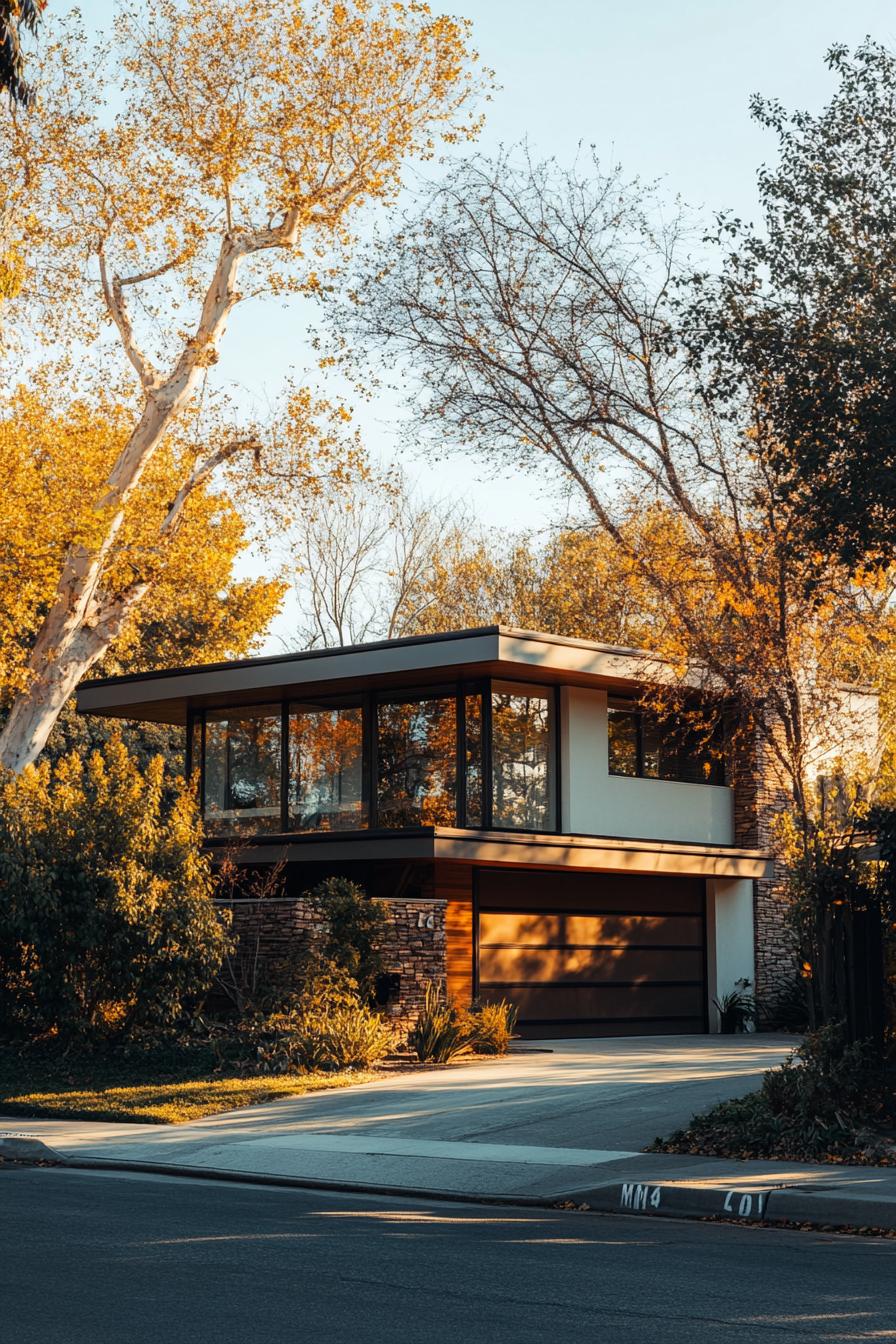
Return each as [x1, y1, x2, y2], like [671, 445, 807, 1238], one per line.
[77, 625, 798, 1037]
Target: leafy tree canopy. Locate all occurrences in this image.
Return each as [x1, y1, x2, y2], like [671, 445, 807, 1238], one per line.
[684, 39, 896, 569]
[0, 735, 229, 1040]
[0, 378, 285, 709]
[0, 0, 486, 770]
[0, 0, 43, 107]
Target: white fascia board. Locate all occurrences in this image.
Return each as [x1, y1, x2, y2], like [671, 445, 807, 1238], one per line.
[496, 629, 704, 690]
[77, 629, 503, 715]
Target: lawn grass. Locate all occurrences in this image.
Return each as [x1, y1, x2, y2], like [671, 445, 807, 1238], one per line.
[0, 1047, 376, 1124]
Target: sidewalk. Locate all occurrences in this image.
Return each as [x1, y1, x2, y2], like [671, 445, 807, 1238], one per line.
[4, 1034, 895, 1230]
[5, 1116, 896, 1229]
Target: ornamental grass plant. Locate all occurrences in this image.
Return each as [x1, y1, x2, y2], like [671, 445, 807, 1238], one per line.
[408, 985, 519, 1062]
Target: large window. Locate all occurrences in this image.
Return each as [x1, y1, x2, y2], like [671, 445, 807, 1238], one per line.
[189, 680, 555, 837]
[289, 701, 365, 831]
[491, 682, 555, 831]
[377, 695, 457, 827]
[203, 705, 282, 835]
[607, 697, 725, 784]
[464, 692, 484, 827]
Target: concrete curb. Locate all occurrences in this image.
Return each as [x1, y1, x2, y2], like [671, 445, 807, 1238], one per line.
[763, 1190, 896, 1232]
[29, 1154, 558, 1208]
[568, 1178, 896, 1233]
[0, 1135, 553, 1207]
[0, 1134, 64, 1163]
[4, 1136, 896, 1233]
[574, 1180, 773, 1223]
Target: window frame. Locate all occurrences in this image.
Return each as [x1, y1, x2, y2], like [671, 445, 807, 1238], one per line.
[487, 678, 560, 835]
[373, 685, 461, 831]
[186, 676, 561, 838]
[287, 695, 368, 833]
[195, 701, 286, 834]
[607, 696, 726, 787]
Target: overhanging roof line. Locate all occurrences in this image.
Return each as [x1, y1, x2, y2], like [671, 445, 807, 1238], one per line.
[75, 624, 709, 725]
[214, 825, 774, 881]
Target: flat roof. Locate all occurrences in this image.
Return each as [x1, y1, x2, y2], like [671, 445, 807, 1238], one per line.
[76, 625, 678, 725]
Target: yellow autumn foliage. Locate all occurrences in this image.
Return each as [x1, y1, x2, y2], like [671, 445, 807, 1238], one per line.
[0, 1, 486, 769]
[0, 382, 285, 700]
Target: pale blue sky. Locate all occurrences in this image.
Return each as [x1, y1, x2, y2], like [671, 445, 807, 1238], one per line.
[61, 1, 896, 641]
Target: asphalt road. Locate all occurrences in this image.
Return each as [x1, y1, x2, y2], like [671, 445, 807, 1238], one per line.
[3, 1167, 896, 1344]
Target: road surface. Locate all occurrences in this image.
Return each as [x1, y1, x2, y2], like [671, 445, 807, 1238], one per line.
[3, 1166, 894, 1343]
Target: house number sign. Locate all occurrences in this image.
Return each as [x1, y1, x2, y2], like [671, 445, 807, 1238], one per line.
[416, 911, 436, 930]
[618, 1183, 767, 1220]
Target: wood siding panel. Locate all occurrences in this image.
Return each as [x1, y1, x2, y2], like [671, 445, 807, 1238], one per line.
[437, 861, 474, 1006]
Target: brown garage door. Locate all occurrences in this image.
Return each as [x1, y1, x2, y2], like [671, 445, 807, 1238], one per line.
[476, 869, 707, 1038]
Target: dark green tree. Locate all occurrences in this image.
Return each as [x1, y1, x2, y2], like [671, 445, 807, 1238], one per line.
[0, 735, 229, 1040]
[303, 877, 390, 1000]
[684, 40, 896, 570]
[1, 1, 44, 107]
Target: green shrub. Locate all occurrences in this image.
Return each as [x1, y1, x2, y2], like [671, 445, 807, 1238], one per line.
[652, 1023, 894, 1162]
[298, 962, 365, 1014]
[408, 983, 475, 1063]
[243, 1003, 393, 1073]
[468, 999, 518, 1055]
[227, 965, 394, 1074]
[768, 974, 811, 1032]
[301, 877, 391, 1000]
[0, 737, 230, 1041]
[315, 1003, 394, 1068]
[712, 978, 756, 1033]
[760, 1024, 885, 1142]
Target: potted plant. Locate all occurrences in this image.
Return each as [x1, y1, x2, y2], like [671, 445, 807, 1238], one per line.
[713, 978, 757, 1033]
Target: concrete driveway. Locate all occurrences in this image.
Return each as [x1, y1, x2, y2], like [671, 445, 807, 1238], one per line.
[3, 1034, 799, 1198]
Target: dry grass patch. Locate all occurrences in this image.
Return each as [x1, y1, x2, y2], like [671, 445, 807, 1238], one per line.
[1, 1072, 375, 1124]
[0, 1046, 377, 1124]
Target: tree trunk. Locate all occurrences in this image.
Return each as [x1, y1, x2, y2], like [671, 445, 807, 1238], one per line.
[0, 585, 140, 771]
[0, 647, 100, 771]
[0, 229, 258, 771]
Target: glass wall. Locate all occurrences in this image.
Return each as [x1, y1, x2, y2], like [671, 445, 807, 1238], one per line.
[377, 695, 457, 827]
[190, 681, 556, 836]
[289, 700, 365, 831]
[491, 682, 555, 831]
[464, 692, 484, 827]
[607, 697, 725, 784]
[203, 705, 282, 834]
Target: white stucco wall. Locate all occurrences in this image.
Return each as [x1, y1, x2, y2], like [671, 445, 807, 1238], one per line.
[705, 878, 756, 1030]
[805, 685, 879, 782]
[559, 686, 735, 845]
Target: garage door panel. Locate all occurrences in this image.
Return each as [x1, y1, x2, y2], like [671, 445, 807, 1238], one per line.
[478, 870, 705, 915]
[479, 945, 705, 984]
[479, 911, 703, 949]
[484, 982, 706, 1023]
[475, 869, 707, 1037]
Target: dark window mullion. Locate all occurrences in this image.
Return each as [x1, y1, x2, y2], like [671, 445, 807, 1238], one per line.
[225, 717, 232, 813]
[280, 703, 289, 832]
[456, 688, 466, 828]
[483, 680, 494, 829]
[366, 691, 378, 829]
[200, 714, 206, 817]
[553, 684, 562, 833]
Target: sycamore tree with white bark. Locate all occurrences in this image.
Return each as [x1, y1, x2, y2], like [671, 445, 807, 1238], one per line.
[0, 0, 485, 770]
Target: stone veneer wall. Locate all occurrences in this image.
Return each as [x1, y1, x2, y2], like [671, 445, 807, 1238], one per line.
[730, 730, 796, 1023]
[222, 896, 447, 1031]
